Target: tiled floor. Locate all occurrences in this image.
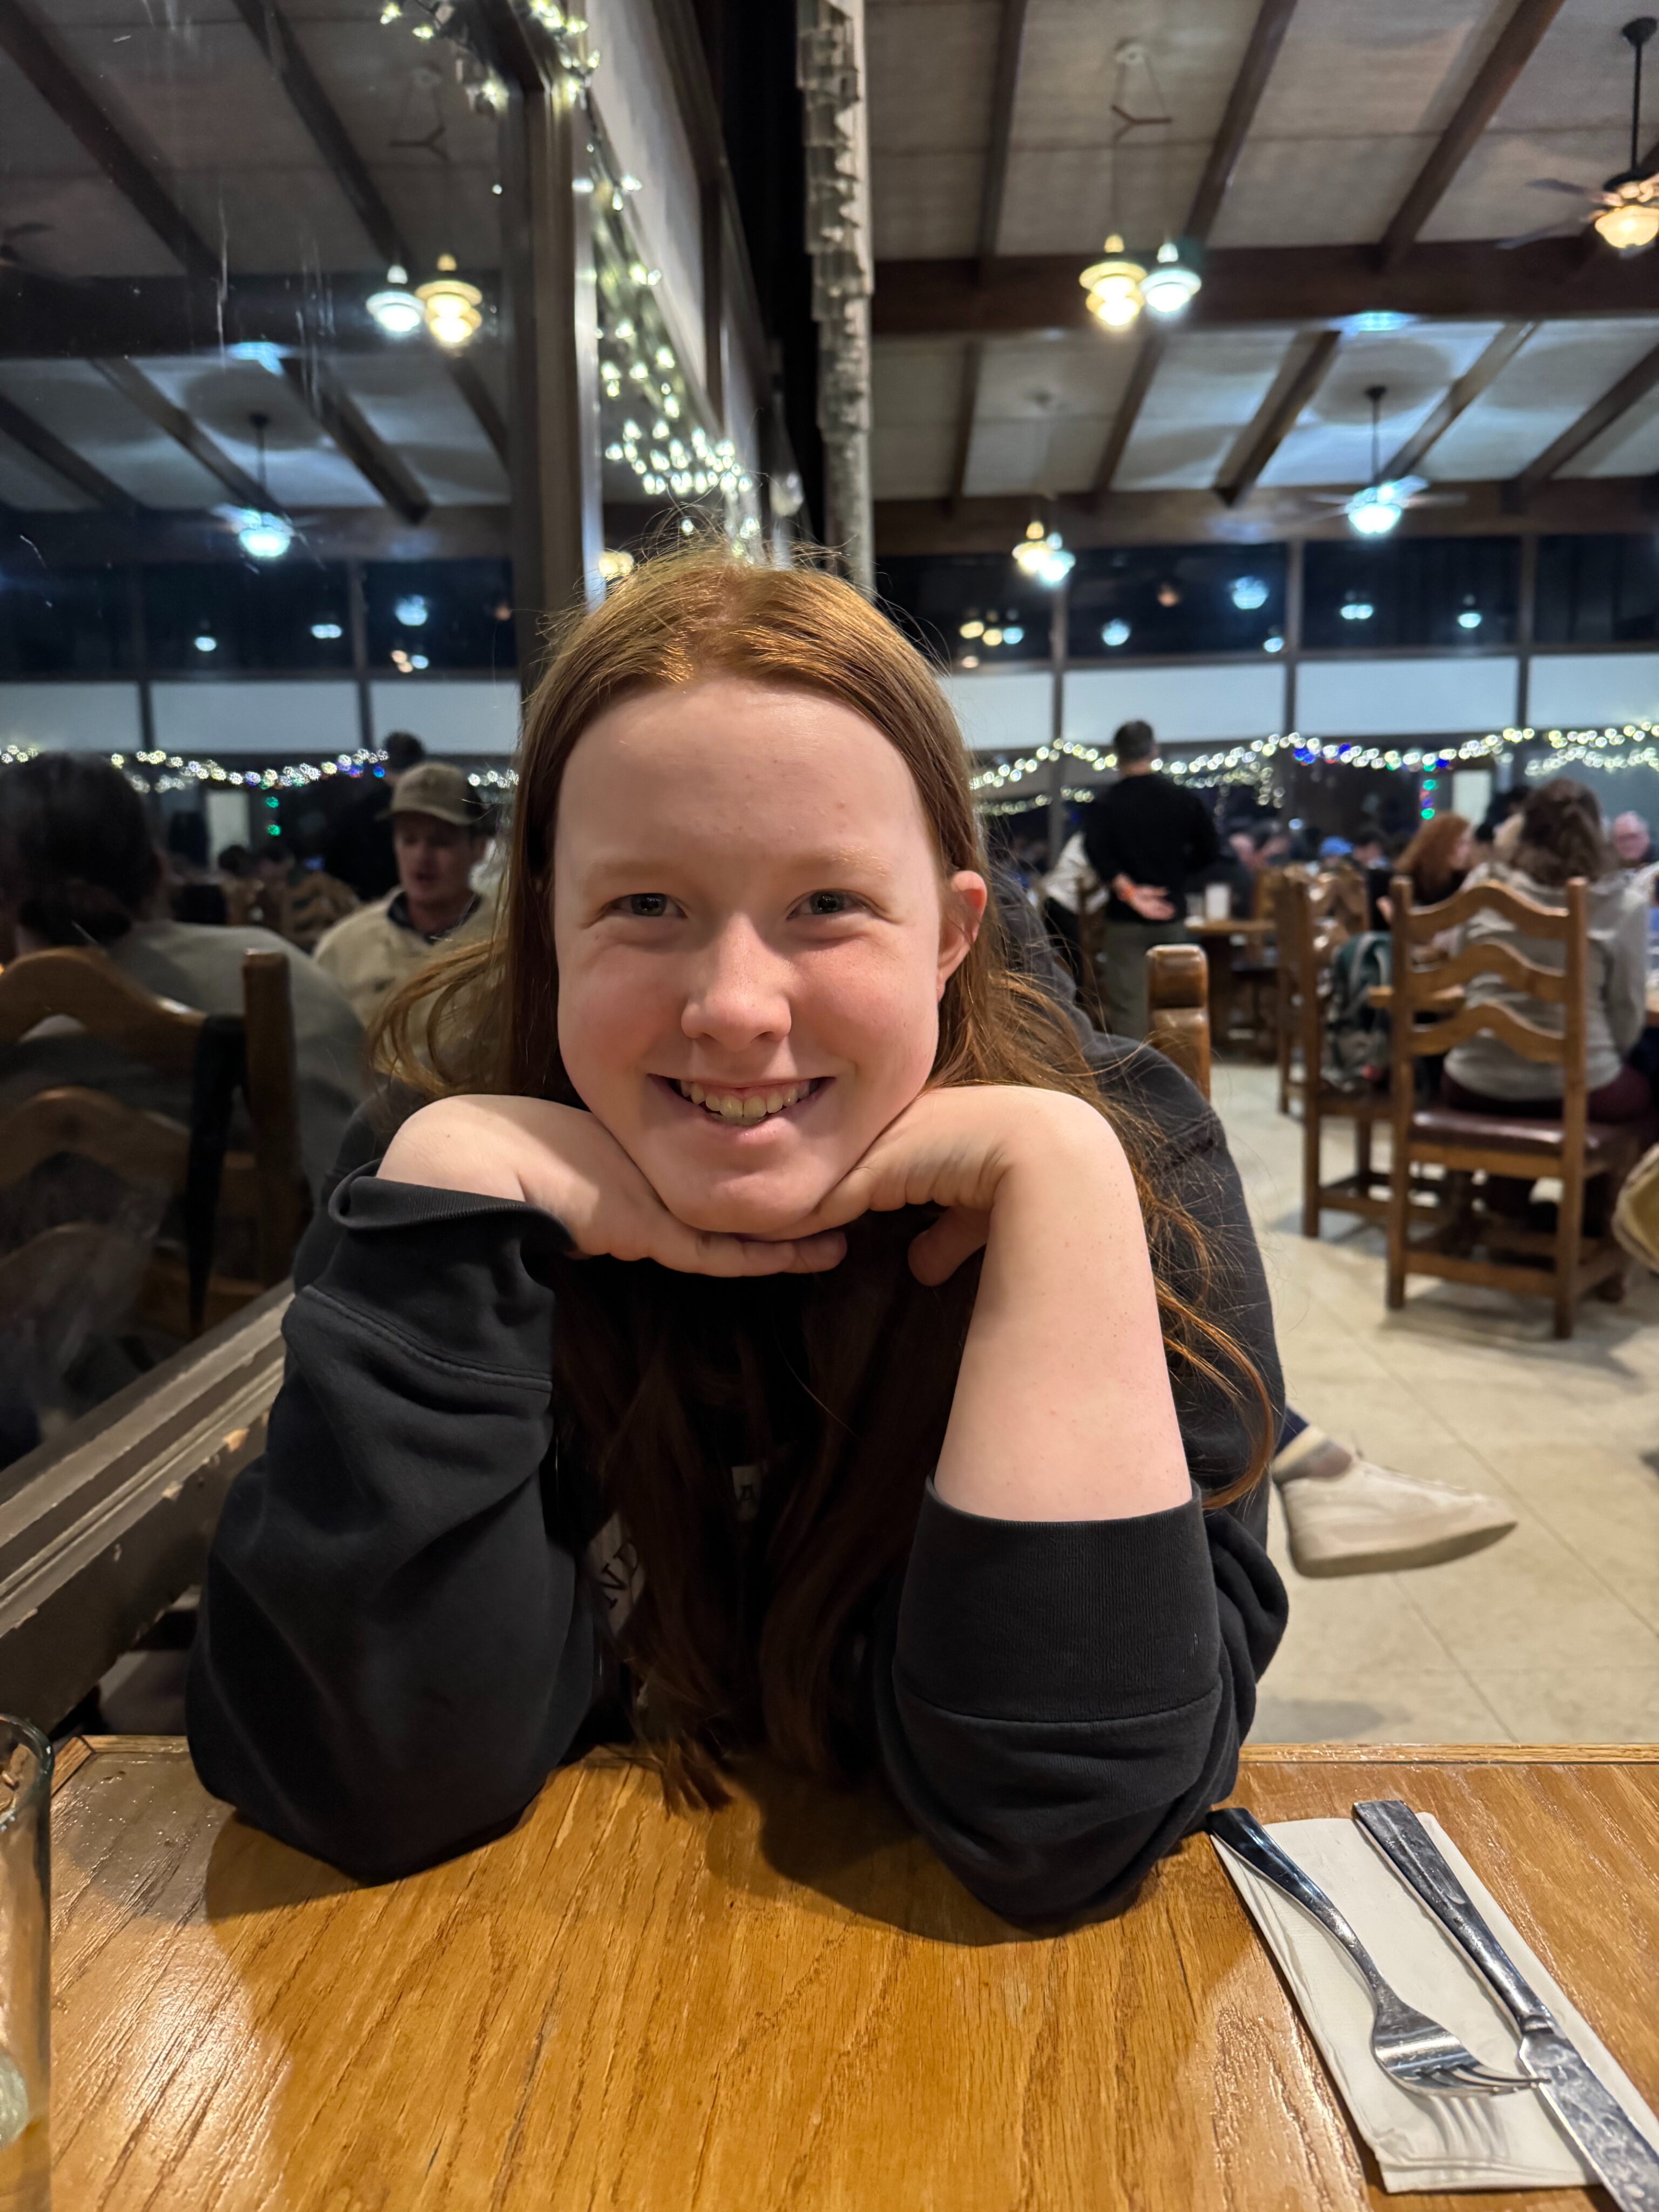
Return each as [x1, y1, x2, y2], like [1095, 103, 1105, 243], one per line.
[1213, 1060, 1659, 1747]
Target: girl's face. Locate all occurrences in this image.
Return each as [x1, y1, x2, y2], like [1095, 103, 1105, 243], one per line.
[552, 675, 986, 1236]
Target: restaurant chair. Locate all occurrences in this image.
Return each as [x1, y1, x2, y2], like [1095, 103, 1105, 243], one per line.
[1384, 873, 1634, 1339]
[1278, 873, 1392, 1238]
[0, 948, 308, 1352]
[1145, 942, 1210, 1099]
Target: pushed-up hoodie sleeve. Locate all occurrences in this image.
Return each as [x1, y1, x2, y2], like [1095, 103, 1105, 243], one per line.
[187, 1165, 603, 1880]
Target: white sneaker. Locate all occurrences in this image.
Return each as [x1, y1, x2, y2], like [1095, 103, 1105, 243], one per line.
[1278, 1459, 1518, 1579]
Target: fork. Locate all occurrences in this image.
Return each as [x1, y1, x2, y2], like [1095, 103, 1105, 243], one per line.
[1208, 1808, 1532, 2099]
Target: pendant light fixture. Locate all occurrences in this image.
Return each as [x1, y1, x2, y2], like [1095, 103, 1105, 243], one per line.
[1346, 385, 1407, 538]
[1012, 520, 1074, 588]
[1595, 19, 1659, 252]
[417, 254, 484, 348]
[366, 264, 424, 337]
[232, 413, 293, 562]
[1079, 44, 1201, 329]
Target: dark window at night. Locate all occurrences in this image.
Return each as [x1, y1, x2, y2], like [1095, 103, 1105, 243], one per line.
[1303, 537, 1519, 650]
[0, 564, 133, 676]
[875, 554, 1049, 667]
[1534, 534, 1659, 645]
[363, 559, 516, 673]
[1068, 544, 1289, 660]
[143, 562, 353, 673]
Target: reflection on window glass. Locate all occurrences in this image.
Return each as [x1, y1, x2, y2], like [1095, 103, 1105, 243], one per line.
[0, 565, 132, 677]
[1535, 535, 1659, 645]
[1303, 538, 1518, 650]
[876, 555, 1049, 666]
[364, 558, 514, 671]
[144, 565, 353, 673]
[1067, 544, 1287, 659]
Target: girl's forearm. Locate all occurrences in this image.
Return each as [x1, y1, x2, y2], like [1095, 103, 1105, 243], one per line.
[932, 1144, 1190, 1523]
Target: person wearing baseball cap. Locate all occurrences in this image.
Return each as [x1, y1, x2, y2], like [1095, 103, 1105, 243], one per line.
[314, 761, 495, 1025]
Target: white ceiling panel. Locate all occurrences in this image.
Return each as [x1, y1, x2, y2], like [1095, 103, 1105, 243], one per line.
[1116, 329, 1299, 490]
[975, 331, 1132, 420]
[1212, 0, 1496, 247]
[963, 412, 1110, 497]
[1426, 319, 1659, 479]
[0, 55, 179, 279]
[331, 354, 509, 505]
[871, 420, 959, 500]
[1259, 322, 1507, 487]
[0, 362, 227, 508]
[1561, 390, 1659, 478]
[870, 153, 984, 258]
[1427, 0, 1650, 240]
[137, 356, 382, 507]
[998, 143, 1212, 259]
[867, 0, 1000, 155]
[0, 435, 92, 511]
[873, 338, 969, 426]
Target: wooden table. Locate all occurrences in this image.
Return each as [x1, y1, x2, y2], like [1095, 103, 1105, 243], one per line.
[47, 1738, 1659, 2208]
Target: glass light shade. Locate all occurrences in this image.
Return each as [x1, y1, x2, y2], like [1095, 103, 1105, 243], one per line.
[417, 273, 484, 347]
[1102, 619, 1130, 648]
[235, 511, 293, 561]
[1593, 200, 1659, 253]
[1080, 236, 1145, 329]
[367, 285, 424, 337]
[1141, 243, 1202, 318]
[1231, 575, 1269, 610]
[1012, 524, 1073, 587]
[1347, 493, 1401, 537]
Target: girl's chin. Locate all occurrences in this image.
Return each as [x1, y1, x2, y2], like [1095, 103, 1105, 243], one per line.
[649, 1164, 840, 1242]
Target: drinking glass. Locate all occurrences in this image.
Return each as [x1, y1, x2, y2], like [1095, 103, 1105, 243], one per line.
[0, 1722, 51, 2211]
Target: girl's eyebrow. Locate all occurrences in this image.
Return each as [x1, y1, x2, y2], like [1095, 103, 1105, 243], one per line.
[577, 843, 898, 884]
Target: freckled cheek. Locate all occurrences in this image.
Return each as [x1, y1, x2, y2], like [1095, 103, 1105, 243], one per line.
[798, 948, 941, 1087]
[557, 955, 682, 1098]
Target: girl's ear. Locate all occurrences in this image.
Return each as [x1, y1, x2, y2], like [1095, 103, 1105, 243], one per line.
[937, 869, 988, 997]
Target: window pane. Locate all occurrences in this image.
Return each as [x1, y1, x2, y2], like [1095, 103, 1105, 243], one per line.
[1535, 534, 1659, 644]
[144, 563, 352, 673]
[0, 564, 132, 676]
[1303, 537, 1519, 650]
[877, 554, 1049, 666]
[363, 559, 516, 675]
[1068, 544, 1287, 660]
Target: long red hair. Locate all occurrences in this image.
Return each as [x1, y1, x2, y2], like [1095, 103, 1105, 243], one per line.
[374, 549, 1271, 1801]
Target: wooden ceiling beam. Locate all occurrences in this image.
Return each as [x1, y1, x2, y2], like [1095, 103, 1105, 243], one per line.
[871, 238, 1656, 337]
[1183, 0, 1300, 241]
[1216, 328, 1340, 507]
[949, 341, 983, 510]
[90, 359, 273, 513]
[1379, 320, 1540, 481]
[977, 0, 1031, 277]
[0, 0, 220, 280]
[279, 358, 430, 524]
[0, 389, 144, 517]
[1507, 338, 1659, 506]
[1377, 0, 1568, 271]
[874, 476, 1659, 555]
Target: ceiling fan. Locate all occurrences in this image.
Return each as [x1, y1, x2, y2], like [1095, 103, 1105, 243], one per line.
[1501, 16, 1659, 253]
[1298, 386, 1466, 537]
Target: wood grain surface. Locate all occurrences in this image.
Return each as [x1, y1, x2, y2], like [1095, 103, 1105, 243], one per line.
[44, 1740, 1659, 2211]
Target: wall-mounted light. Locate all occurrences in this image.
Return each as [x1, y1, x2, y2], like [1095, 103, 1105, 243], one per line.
[394, 594, 429, 626]
[1231, 575, 1269, 610]
[311, 622, 343, 640]
[1340, 597, 1375, 622]
[1102, 618, 1131, 648]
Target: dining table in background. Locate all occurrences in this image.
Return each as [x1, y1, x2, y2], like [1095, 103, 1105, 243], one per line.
[48, 1737, 1659, 2210]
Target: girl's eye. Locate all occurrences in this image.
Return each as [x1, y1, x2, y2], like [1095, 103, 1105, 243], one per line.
[615, 893, 676, 919]
[797, 890, 862, 918]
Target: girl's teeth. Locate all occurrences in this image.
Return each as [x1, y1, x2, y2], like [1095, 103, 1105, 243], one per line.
[677, 1080, 810, 1121]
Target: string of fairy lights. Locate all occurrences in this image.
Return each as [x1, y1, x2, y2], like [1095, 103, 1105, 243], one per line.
[968, 720, 1659, 807]
[0, 746, 522, 800]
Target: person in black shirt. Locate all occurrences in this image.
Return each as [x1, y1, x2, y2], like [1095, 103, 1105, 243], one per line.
[188, 553, 1284, 1926]
[1082, 720, 1219, 1038]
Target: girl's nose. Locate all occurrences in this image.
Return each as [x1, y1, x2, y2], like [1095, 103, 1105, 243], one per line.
[681, 917, 792, 1047]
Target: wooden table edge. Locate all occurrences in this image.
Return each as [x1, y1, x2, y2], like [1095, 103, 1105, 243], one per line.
[1240, 1742, 1659, 1764]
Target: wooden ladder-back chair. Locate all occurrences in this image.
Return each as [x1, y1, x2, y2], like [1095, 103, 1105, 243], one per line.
[1385, 873, 1634, 1338]
[1145, 942, 1211, 1098]
[0, 948, 307, 1346]
[1278, 872, 1392, 1237]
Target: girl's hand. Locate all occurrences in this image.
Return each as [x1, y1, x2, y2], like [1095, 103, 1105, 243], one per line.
[379, 1095, 847, 1278]
[779, 1084, 1130, 1285]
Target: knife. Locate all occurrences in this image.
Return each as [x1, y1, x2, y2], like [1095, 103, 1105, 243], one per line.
[1354, 1798, 1659, 2212]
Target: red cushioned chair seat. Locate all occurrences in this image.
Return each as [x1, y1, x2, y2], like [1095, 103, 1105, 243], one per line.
[1409, 1105, 1645, 1174]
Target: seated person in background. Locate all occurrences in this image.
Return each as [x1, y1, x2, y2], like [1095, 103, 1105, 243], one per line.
[1612, 810, 1655, 873]
[0, 756, 365, 1198]
[1373, 812, 1471, 930]
[314, 763, 495, 1027]
[1037, 829, 1104, 988]
[1442, 779, 1657, 1158]
[164, 812, 228, 928]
